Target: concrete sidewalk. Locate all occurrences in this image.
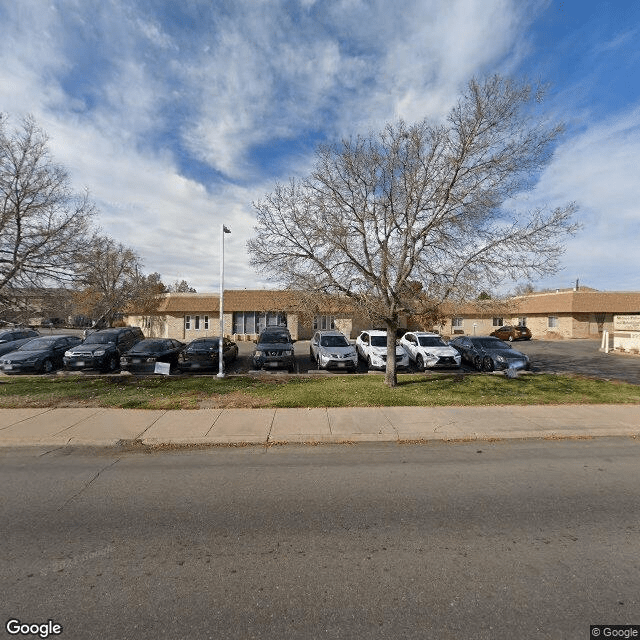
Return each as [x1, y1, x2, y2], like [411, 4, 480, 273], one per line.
[0, 404, 638, 447]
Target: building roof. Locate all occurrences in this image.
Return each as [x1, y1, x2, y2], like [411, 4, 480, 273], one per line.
[512, 290, 640, 314]
[126, 288, 640, 317]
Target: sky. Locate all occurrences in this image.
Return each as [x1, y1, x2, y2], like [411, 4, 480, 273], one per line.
[1, 0, 639, 294]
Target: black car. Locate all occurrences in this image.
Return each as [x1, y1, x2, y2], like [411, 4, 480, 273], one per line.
[0, 328, 40, 357]
[63, 327, 145, 372]
[120, 338, 185, 374]
[251, 328, 296, 372]
[177, 337, 239, 373]
[0, 335, 81, 374]
[449, 336, 530, 372]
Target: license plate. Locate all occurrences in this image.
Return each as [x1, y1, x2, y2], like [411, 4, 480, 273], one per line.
[132, 358, 141, 363]
[267, 362, 280, 368]
[76, 361, 85, 367]
[337, 362, 345, 368]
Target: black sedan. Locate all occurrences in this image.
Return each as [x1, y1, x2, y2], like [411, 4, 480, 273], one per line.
[120, 339, 185, 374]
[0, 335, 82, 374]
[0, 328, 40, 357]
[178, 337, 238, 373]
[449, 336, 530, 372]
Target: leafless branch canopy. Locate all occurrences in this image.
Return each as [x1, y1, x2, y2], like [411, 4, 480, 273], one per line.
[0, 115, 95, 303]
[249, 76, 580, 385]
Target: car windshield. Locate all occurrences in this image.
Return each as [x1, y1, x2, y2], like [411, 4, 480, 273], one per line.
[83, 333, 117, 344]
[475, 338, 510, 349]
[320, 336, 349, 347]
[133, 340, 170, 353]
[260, 334, 290, 344]
[187, 339, 218, 351]
[18, 337, 56, 350]
[370, 336, 387, 347]
[418, 336, 447, 347]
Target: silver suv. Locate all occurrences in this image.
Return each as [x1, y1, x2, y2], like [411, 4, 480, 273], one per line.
[310, 330, 357, 371]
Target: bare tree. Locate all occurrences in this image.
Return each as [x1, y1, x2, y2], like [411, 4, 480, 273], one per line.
[248, 76, 579, 387]
[74, 237, 164, 326]
[168, 279, 197, 293]
[0, 115, 95, 313]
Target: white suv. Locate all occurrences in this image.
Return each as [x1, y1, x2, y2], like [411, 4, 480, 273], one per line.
[399, 331, 461, 370]
[355, 330, 409, 371]
[310, 330, 358, 371]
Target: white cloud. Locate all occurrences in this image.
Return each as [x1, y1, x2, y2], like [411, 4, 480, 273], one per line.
[522, 106, 640, 290]
[8, 0, 610, 295]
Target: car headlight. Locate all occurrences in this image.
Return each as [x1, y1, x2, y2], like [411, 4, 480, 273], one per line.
[254, 350, 263, 357]
[496, 355, 506, 363]
[284, 350, 293, 356]
[64, 351, 73, 357]
[94, 349, 106, 356]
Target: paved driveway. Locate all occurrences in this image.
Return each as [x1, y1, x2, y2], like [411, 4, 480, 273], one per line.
[230, 338, 639, 385]
[507, 338, 640, 385]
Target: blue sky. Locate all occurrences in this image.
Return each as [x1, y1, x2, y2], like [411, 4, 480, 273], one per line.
[1, 0, 638, 293]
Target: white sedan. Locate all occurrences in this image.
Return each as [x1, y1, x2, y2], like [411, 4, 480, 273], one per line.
[399, 331, 461, 370]
[355, 330, 410, 371]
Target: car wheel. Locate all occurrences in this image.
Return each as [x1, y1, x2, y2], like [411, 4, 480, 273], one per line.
[416, 355, 425, 371]
[106, 355, 118, 372]
[366, 356, 372, 370]
[473, 356, 482, 371]
[42, 359, 53, 374]
[482, 356, 494, 372]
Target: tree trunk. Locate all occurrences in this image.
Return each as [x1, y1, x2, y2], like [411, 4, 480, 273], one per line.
[384, 318, 398, 388]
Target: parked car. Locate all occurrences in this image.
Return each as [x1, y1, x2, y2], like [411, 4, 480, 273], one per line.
[0, 335, 81, 374]
[490, 325, 532, 342]
[449, 336, 530, 372]
[177, 337, 238, 373]
[251, 328, 296, 372]
[399, 331, 461, 370]
[355, 330, 410, 371]
[0, 328, 40, 357]
[310, 330, 358, 371]
[120, 338, 185, 374]
[63, 327, 145, 372]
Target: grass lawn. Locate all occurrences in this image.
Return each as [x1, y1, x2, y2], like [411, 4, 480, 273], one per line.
[0, 372, 639, 409]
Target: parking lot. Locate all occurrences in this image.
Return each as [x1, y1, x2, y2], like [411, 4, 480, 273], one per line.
[224, 337, 640, 385]
[2, 330, 638, 385]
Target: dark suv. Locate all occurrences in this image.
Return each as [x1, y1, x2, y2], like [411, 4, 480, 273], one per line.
[63, 327, 145, 372]
[251, 327, 296, 372]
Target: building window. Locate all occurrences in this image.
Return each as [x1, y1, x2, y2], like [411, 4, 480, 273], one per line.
[492, 317, 503, 326]
[194, 315, 201, 330]
[233, 311, 286, 335]
[204, 315, 209, 330]
[313, 315, 335, 331]
[548, 316, 558, 328]
[518, 317, 527, 326]
[452, 317, 463, 328]
[185, 315, 191, 330]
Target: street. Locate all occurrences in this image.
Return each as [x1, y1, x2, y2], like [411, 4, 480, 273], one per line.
[2, 439, 640, 639]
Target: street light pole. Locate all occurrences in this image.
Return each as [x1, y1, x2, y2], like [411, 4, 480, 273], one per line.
[217, 224, 231, 378]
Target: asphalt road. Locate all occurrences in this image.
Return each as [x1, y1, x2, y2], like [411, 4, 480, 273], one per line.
[2, 439, 640, 639]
